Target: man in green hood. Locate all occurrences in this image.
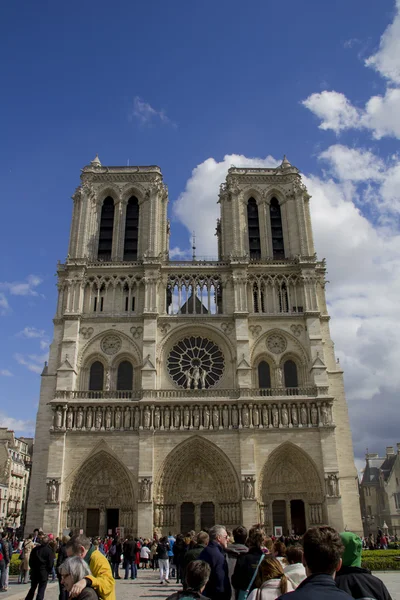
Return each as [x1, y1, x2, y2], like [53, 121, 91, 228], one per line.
[335, 532, 392, 599]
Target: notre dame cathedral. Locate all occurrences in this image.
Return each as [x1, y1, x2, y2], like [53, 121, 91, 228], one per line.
[26, 154, 362, 537]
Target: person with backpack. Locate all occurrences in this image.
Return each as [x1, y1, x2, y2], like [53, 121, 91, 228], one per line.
[157, 536, 170, 584]
[109, 537, 122, 580]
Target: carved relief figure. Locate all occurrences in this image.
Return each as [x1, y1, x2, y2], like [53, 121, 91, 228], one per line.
[272, 405, 279, 428]
[300, 404, 308, 426]
[55, 408, 62, 429]
[140, 479, 152, 502]
[321, 403, 329, 425]
[242, 405, 249, 427]
[291, 404, 298, 426]
[200, 369, 207, 389]
[223, 405, 229, 428]
[262, 405, 269, 427]
[124, 407, 130, 428]
[144, 407, 151, 429]
[183, 406, 190, 428]
[76, 408, 84, 429]
[281, 404, 289, 427]
[192, 366, 200, 389]
[203, 405, 210, 429]
[115, 408, 121, 429]
[253, 405, 260, 427]
[47, 480, 58, 503]
[154, 407, 161, 429]
[231, 406, 239, 428]
[105, 408, 112, 429]
[275, 367, 283, 388]
[174, 406, 180, 428]
[193, 406, 200, 428]
[66, 409, 73, 429]
[164, 406, 170, 429]
[185, 370, 192, 389]
[86, 407, 93, 429]
[134, 407, 140, 429]
[311, 404, 318, 426]
[243, 477, 255, 499]
[212, 406, 219, 428]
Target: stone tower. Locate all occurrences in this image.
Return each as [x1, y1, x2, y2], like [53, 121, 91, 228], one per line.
[25, 155, 362, 537]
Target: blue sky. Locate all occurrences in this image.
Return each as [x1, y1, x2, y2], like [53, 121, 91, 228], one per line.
[1, 0, 400, 465]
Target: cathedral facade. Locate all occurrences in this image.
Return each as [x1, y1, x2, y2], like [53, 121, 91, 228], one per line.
[26, 155, 362, 538]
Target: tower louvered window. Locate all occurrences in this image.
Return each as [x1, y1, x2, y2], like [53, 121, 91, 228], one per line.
[124, 196, 139, 261]
[270, 198, 285, 259]
[97, 197, 115, 260]
[247, 198, 261, 259]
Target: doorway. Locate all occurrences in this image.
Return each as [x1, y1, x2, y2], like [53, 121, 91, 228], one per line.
[272, 500, 287, 534]
[106, 508, 119, 536]
[201, 502, 215, 530]
[180, 503, 195, 532]
[86, 509, 100, 537]
[290, 500, 306, 534]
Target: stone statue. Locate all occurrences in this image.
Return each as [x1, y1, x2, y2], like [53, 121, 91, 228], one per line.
[164, 406, 170, 429]
[105, 408, 112, 429]
[183, 406, 190, 428]
[321, 403, 329, 425]
[253, 405, 260, 427]
[212, 406, 219, 428]
[76, 408, 83, 429]
[327, 474, 338, 497]
[243, 477, 254, 499]
[192, 366, 200, 389]
[300, 404, 307, 426]
[272, 405, 279, 428]
[185, 369, 192, 389]
[47, 480, 57, 503]
[144, 407, 151, 429]
[66, 409, 73, 429]
[174, 406, 180, 428]
[281, 404, 289, 427]
[203, 405, 210, 429]
[262, 405, 268, 427]
[154, 407, 161, 429]
[275, 367, 283, 387]
[200, 368, 207, 389]
[55, 407, 62, 429]
[222, 405, 229, 428]
[231, 406, 239, 428]
[115, 408, 121, 429]
[105, 370, 111, 391]
[86, 407, 93, 429]
[311, 404, 318, 426]
[154, 505, 160, 527]
[134, 407, 140, 429]
[140, 479, 151, 502]
[193, 405, 200, 428]
[242, 405, 249, 427]
[291, 404, 298, 426]
[124, 407, 130, 428]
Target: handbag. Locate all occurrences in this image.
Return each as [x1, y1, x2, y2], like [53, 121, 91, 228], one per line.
[237, 553, 265, 600]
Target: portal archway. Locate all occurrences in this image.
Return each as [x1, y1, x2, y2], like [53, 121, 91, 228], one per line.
[154, 436, 241, 533]
[259, 442, 324, 535]
[68, 450, 135, 536]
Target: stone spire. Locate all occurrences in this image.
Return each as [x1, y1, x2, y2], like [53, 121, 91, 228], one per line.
[90, 154, 102, 167]
[281, 155, 291, 169]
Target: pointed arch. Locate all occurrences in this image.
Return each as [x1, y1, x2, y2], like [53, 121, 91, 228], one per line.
[247, 197, 261, 259]
[259, 442, 324, 503]
[123, 196, 139, 261]
[89, 361, 104, 391]
[154, 436, 241, 504]
[97, 197, 115, 260]
[270, 197, 285, 259]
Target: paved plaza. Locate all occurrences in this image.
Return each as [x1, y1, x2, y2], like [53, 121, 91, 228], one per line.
[2, 569, 400, 600]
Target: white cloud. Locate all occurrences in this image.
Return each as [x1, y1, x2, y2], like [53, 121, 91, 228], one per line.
[14, 353, 46, 374]
[319, 145, 386, 182]
[0, 293, 10, 316]
[0, 369, 13, 377]
[17, 326, 46, 339]
[303, 3, 400, 140]
[131, 96, 176, 127]
[302, 91, 361, 133]
[169, 246, 192, 259]
[0, 274, 43, 297]
[365, 0, 400, 84]
[173, 154, 279, 256]
[0, 412, 35, 434]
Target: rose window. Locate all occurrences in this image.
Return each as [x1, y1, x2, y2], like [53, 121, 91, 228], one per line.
[167, 336, 225, 389]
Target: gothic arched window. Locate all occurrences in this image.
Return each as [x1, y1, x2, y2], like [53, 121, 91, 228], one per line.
[89, 361, 104, 391]
[258, 361, 271, 388]
[124, 196, 139, 261]
[270, 198, 285, 259]
[279, 282, 289, 313]
[284, 360, 298, 388]
[117, 361, 133, 391]
[97, 197, 115, 260]
[247, 198, 261, 259]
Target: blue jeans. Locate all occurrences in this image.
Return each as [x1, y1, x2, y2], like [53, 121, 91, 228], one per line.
[124, 560, 137, 579]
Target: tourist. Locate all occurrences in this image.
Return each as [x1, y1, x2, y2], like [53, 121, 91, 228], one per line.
[21, 534, 35, 585]
[58, 558, 97, 600]
[168, 532, 176, 577]
[272, 541, 287, 567]
[278, 526, 352, 600]
[226, 526, 248, 599]
[109, 537, 122, 579]
[183, 531, 210, 587]
[150, 539, 158, 570]
[0, 534, 10, 591]
[122, 535, 137, 580]
[173, 534, 187, 584]
[66, 535, 115, 600]
[157, 536, 170, 584]
[165, 560, 211, 600]
[2, 534, 12, 591]
[232, 526, 266, 597]
[24, 535, 55, 600]
[283, 546, 306, 586]
[49, 535, 58, 582]
[335, 532, 392, 600]
[248, 556, 295, 600]
[56, 535, 70, 600]
[199, 524, 231, 600]
[140, 542, 151, 569]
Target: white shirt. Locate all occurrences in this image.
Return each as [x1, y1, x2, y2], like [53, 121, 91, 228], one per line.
[283, 562, 307, 586]
[248, 578, 295, 600]
[140, 546, 151, 559]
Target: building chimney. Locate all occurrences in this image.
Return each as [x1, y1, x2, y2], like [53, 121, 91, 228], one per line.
[386, 446, 395, 457]
[366, 453, 379, 459]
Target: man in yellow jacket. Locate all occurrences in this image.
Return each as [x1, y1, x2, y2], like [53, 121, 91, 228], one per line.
[66, 535, 115, 600]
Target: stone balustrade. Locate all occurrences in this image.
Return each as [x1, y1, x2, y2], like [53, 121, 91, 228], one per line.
[50, 398, 334, 432]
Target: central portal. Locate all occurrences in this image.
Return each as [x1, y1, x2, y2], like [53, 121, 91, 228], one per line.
[106, 508, 119, 535]
[180, 503, 195, 532]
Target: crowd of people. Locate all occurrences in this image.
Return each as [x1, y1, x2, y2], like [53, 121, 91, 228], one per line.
[0, 524, 394, 600]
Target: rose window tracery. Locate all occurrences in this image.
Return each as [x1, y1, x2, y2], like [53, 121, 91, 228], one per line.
[167, 336, 225, 389]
